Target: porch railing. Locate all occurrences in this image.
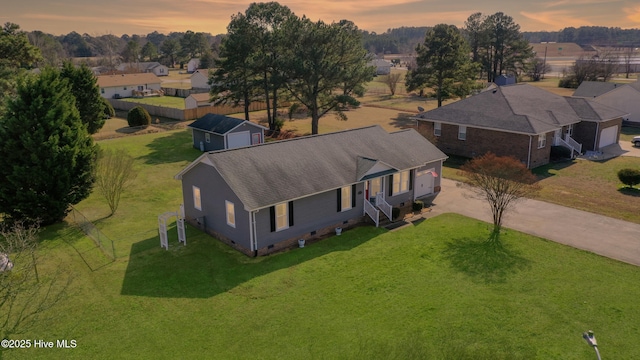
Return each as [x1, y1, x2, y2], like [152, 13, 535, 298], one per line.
[566, 136, 582, 154]
[363, 199, 380, 227]
[375, 192, 393, 220]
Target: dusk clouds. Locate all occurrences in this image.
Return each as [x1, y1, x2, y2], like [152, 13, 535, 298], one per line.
[3, 0, 639, 35]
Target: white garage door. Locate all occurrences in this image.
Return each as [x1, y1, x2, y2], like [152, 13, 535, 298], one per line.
[599, 125, 618, 148]
[227, 131, 251, 149]
[414, 169, 435, 198]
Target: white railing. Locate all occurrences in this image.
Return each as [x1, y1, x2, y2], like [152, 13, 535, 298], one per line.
[375, 192, 393, 220]
[566, 136, 582, 154]
[363, 199, 380, 227]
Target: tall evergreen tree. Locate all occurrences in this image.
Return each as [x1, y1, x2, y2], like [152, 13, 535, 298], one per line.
[60, 61, 106, 134]
[0, 68, 97, 225]
[406, 24, 478, 107]
[282, 17, 373, 134]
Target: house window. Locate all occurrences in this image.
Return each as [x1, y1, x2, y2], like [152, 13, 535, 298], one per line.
[193, 186, 201, 210]
[275, 202, 288, 231]
[101, 88, 104, 94]
[567, 124, 573, 137]
[205, 133, 211, 143]
[160, 68, 165, 73]
[537, 134, 546, 149]
[392, 171, 410, 195]
[137, 85, 144, 91]
[458, 126, 467, 140]
[252, 133, 261, 145]
[341, 186, 352, 212]
[434, 122, 442, 136]
[225, 201, 235, 228]
[124, 87, 127, 90]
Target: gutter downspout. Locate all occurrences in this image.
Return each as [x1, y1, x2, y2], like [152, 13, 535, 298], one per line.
[252, 210, 258, 257]
[593, 122, 600, 151]
[527, 135, 532, 169]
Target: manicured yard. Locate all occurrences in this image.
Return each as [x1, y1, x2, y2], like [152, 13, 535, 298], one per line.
[5, 129, 640, 359]
[122, 96, 186, 109]
[621, 125, 640, 142]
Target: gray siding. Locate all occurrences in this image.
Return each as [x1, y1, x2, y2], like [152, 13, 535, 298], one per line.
[384, 171, 415, 207]
[228, 123, 264, 143]
[254, 183, 365, 248]
[181, 163, 251, 250]
[192, 129, 225, 151]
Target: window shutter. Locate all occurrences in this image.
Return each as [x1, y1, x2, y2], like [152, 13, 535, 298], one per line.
[409, 170, 414, 191]
[270, 206, 275, 232]
[351, 184, 356, 208]
[336, 188, 342, 212]
[288, 201, 294, 227]
[388, 175, 393, 197]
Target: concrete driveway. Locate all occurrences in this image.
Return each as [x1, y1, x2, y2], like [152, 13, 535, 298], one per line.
[427, 178, 640, 267]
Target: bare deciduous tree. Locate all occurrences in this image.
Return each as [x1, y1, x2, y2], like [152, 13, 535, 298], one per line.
[0, 221, 71, 349]
[383, 73, 402, 96]
[95, 149, 137, 216]
[459, 153, 539, 242]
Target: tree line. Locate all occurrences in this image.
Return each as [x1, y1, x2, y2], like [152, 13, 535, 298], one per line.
[523, 27, 640, 47]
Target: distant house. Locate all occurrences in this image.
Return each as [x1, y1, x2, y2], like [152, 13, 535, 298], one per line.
[187, 113, 266, 152]
[369, 58, 392, 75]
[573, 80, 640, 124]
[190, 69, 211, 89]
[96, 73, 162, 99]
[414, 83, 627, 168]
[175, 126, 447, 256]
[185, 93, 213, 109]
[117, 62, 169, 76]
[187, 58, 200, 73]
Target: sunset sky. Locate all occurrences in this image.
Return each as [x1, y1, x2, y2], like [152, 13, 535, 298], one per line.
[3, 0, 640, 36]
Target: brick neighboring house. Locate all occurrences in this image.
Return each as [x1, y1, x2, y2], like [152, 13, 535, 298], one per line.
[414, 83, 627, 168]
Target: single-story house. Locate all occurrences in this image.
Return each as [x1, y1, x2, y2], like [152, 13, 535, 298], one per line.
[96, 73, 162, 99]
[573, 79, 640, 124]
[188, 113, 266, 152]
[175, 125, 447, 256]
[190, 69, 211, 89]
[187, 58, 200, 73]
[185, 93, 213, 109]
[369, 58, 392, 75]
[117, 62, 169, 76]
[414, 83, 627, 168]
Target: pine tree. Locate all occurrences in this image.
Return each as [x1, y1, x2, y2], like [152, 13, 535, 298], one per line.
[0, 68, 97, 225]
[60, 61, 106, 134]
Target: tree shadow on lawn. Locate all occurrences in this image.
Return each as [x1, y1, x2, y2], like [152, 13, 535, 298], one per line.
[442, 237, 531, 284]
[618, 187, 640, 197]
[139, 129, 201, 165]
[120, 224, 385, 298]
[388, 112, 418, 129]
[532, 159, 576, 180]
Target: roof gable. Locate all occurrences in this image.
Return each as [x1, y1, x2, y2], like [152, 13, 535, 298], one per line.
[416, 84, 582, 134]
[573, 81, 620, 97]
[177, 126, 447, 210]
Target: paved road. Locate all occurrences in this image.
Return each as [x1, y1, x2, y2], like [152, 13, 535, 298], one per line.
[427, 178, 640, 266]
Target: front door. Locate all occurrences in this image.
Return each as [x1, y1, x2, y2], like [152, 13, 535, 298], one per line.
[368, 177, 383, 202]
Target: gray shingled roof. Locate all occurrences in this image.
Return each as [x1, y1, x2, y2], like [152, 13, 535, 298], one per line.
[573, 81, 620, 97]
[179, 126, 447, 211]
[564, 97, 628, 121]
[415, 84, 581, 134]
[187, 114, 245, 134]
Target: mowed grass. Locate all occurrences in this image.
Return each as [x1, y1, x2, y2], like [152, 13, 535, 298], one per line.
[5, 129, 640, 359]
[533, 157, 640, 223]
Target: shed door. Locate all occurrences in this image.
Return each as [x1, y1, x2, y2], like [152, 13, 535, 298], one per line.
[599, 125, 618, 148]
[227, 131, 251, 149]
[414, 169, 435, 198]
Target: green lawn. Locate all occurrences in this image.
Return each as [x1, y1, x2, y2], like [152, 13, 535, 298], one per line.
[122, 96, 186, 109]
[5, 129, 640, 359]
[621, 125, 640, 142]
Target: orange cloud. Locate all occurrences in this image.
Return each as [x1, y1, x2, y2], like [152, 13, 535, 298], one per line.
[520, 10, 593, 29]
[625, 5, 640, 23]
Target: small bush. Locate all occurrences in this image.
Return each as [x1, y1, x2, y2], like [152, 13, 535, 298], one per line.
[412, 200, 424, 212]
[127, 106, 151, 127]
[102, 98, 115, 118]
[550, 146, 572, 160]
[392, 207, 401, 220]
[617, 168, 640, 188]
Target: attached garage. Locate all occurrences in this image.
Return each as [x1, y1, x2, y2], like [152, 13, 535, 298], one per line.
[414, 169, 436, 198]
[598, 125, 618, 148]
[227, 131, 251, 149]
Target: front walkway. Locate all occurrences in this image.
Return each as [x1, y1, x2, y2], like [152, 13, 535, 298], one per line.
[426, 178, 640, 267]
